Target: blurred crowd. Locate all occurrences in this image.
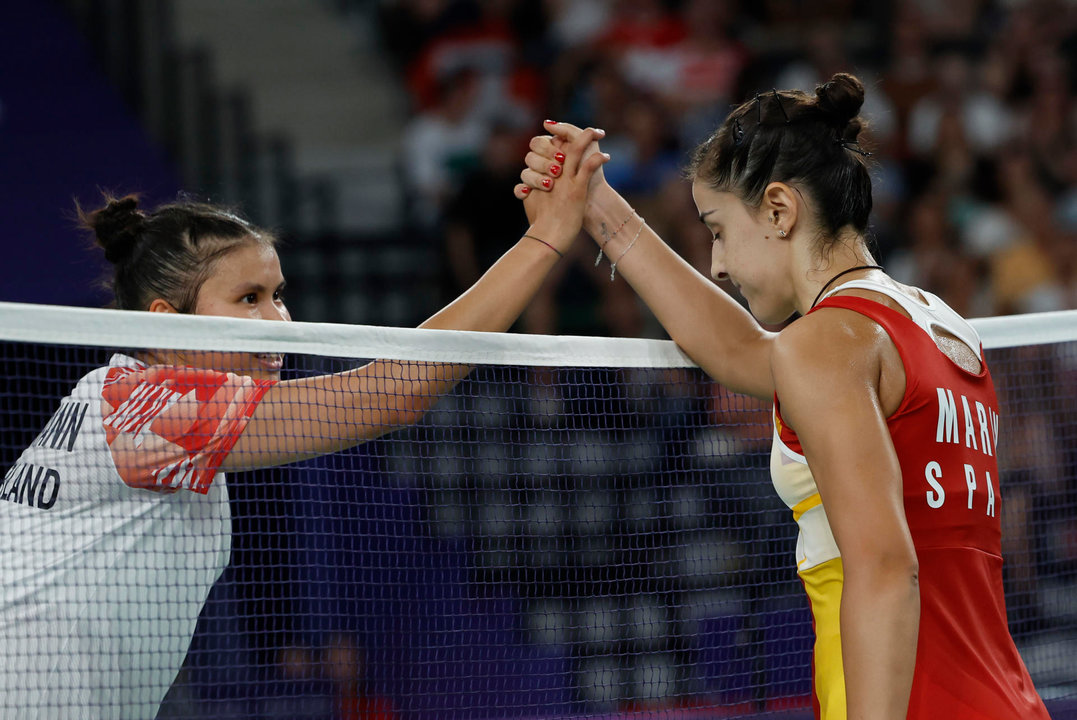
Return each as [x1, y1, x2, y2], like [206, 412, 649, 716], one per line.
[380, 0, 1077, 337]
[376, 0, 1077, 645]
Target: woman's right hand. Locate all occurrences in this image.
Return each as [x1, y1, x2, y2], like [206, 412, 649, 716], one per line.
[515, 120, 611, 222]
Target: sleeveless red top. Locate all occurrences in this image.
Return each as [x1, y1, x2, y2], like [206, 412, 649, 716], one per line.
[783, 293, 1049, 719]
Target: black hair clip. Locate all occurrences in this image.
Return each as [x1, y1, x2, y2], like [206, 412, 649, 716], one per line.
[751, 90, 791, 126]
[837, 138, 872, 156]
[772, 89, 790, 124]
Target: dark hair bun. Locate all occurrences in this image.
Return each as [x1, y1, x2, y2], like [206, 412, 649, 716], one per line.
[815, 73, 865, 135]
[84, 195, 145, 264]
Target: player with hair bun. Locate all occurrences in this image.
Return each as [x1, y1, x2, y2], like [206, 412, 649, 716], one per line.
[517, 73, 1050, 719]
[0, 129, 606, 718]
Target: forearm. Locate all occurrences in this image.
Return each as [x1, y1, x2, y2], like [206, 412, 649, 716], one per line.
[840, 563, 919, 720]
[583, 188, 775, 398]
[360, 229, 568, 432]
[226, 358, 475, 470]
[228, 230, 572, 468]
[421, 224, 567, 333]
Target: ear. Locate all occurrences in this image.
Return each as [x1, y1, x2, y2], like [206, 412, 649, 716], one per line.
[147, 298, 180, 314]
[761, 182, 799, 238]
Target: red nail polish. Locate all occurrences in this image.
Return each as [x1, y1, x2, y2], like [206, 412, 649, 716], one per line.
[549, 164, 561, 176]
[542, 177, 552, 188]
[544, 119, 557, 125]
[521, 187, 530, 195]
[554, 152, 566, 163]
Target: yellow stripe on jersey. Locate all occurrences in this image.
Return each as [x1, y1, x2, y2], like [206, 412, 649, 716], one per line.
[801, 556, 847, 720]
[792, 492, 822, 522]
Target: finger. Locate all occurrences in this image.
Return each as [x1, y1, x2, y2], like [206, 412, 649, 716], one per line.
[542, 120, 588, 144]
[519, 167, 553, 192]
[513, 183, 532, 200]
[562, 127, 606, 176]
[525, 150, 563, 179]
[528, 134, 553, 154]
[578, 150, 611, 180]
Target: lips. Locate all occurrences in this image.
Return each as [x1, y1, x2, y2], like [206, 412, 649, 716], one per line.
[254, 353, 284, 371]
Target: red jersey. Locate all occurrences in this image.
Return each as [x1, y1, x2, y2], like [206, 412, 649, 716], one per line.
[772, 285, 1049, 719]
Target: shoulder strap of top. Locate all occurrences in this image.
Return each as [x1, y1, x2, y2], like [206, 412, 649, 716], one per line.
[819, 279, 983, 360]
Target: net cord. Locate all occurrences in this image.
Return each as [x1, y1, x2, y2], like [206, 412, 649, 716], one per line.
[0, 301, 1073, 367]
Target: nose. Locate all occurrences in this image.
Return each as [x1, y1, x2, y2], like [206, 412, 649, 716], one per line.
[265, 300, 291, 322]
[710, 249, 728, 282]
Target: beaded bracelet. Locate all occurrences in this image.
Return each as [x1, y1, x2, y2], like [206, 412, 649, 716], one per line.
[595, 213, 634, 267]
[609, 219, 645, 281]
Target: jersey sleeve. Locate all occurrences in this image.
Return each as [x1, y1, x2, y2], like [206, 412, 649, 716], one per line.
[100, 365, 276, 494]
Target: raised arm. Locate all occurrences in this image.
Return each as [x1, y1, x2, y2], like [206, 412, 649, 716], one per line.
[771, 311, 919, 720]
[222, 129, 609, 470]
[519, 121, 776, 399]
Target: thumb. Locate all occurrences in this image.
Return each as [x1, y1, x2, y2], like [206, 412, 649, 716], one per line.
[577, 151, 610, 181]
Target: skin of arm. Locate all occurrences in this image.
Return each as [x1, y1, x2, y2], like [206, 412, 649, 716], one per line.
[519, 121, 776, 399]
[220, 129, 609, 471]
[771, 309, 919, 720]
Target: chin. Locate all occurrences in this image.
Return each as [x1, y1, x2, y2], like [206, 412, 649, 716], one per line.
[747, 301, 795, 327]
[226, 353, 285, 382]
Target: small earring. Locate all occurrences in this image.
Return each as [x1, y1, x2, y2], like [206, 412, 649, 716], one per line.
[777, 229, 787, 238]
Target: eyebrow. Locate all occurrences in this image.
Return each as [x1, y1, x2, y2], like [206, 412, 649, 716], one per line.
[232, 279, 286, 294]
[698, 210, 717, 223]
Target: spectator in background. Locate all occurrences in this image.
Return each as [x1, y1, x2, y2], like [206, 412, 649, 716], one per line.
[547, 0, 685, 131]
[887, 195, 963, 296]
[880, 5, 934, 159]
[983, 147, 1068, 314]
[600, 94, 682, 203]
[398, 0, 546, 123]
[906, 50, 1015, 160]
[400, 65, 487, 228]
[655, 0, 750, 148]
[774, 21, 898, 143]
[377, 0, 461, 71]
[544, 0, 613, 51]
[442, 118, 532, 301]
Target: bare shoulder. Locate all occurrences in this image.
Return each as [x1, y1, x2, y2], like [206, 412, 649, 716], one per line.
[773, 308, 890, 377]
[770, 310, 898, 427]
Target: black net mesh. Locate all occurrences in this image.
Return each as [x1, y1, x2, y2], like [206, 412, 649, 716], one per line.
[0, 317, 1074, 719]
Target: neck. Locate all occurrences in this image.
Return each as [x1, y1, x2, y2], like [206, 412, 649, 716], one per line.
[792, 233, 877, 316]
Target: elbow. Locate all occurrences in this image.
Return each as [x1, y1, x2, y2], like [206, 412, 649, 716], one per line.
[897, 550, 919, 588]
[846, 548, 919, 590]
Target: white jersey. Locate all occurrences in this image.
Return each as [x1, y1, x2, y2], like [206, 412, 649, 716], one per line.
[0, 354, 274, 719]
